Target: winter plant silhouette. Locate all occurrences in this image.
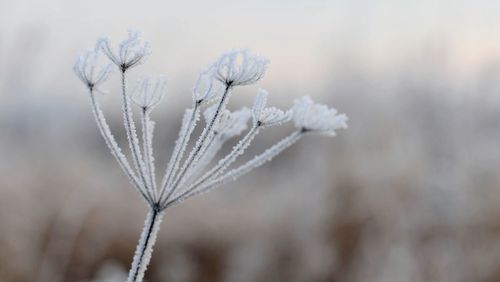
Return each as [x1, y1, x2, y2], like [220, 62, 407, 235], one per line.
[74, 30, 348, 282]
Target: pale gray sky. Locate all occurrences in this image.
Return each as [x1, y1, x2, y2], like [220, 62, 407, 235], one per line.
[1, 0, 500, 99]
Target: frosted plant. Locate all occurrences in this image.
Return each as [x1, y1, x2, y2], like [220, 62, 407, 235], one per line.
[74, 31, 347, 282]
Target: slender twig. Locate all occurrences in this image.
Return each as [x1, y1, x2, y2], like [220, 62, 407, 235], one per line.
[166, 130, 303, 208]
[163, 85, 231, 204]
[89, 89, 150, 202]
[120, 71, 154, 203]
[184, 125, 260, 194]
[127, 207, 164, 282]
[157, 103, 200, 204]
[141, 107, 157, 201]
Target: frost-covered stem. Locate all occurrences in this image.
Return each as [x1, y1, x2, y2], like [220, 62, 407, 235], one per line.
[121, 71, 153, 203]
[141, 108, 157, 201]
[127, 207, 164, 282]
[163, 85, 231, 204]
[187, 125, 260, 192]
[166, 130, 303, 208]
[181, 134, 220, 184]
[157, 103, 200, 204]
[89, 90, 150, 203]
[221, 130, 303, 181]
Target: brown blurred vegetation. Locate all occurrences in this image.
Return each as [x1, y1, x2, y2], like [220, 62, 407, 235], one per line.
[2, 1, 500, 281]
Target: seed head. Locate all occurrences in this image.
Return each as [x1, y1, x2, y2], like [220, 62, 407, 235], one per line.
[129, 76, 167, 110]
[73, 48, 114, 91]
[213, 49, 269, 87]
[252, 89, 292, 127]
[98, 30, 151, 72]
[292, 96, 348, 136]
[192, 64, 225, 104]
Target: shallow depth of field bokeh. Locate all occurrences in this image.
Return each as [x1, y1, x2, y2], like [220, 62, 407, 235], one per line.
[2, 1, 500, 281]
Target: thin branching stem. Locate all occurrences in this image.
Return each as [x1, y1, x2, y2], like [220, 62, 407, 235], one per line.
[127, 207, 164, 282]
[162, 85, 231, 205]
[89, 90, 150, 203]
[141, 108, 157, 201]
[186, 125, 260, 192]
[165, 130, 303, 208]
[157, 103, 200, 204]
[121, 71, 154, 203]
[180, 131, 219, 184]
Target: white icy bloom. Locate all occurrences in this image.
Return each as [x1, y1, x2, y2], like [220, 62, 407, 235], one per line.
[213, 49, 269, 87]
[73, 48, 114, 90]
[192, 65, 225, 104]
[204, 106, 251, 139]
[98, 30, 151, 71]
[129, 76, 167, 110]
[252, 89, 292, 127]
[292, 96, 348, 136]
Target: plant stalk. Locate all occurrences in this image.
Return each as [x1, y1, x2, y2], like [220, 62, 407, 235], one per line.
[127, 208, 164, 282]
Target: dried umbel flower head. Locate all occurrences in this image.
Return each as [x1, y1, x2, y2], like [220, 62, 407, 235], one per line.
[98, 30, 151, 72]
[73, 48, 114, 91]
[213, 49, 269, 87]
[129, 76, 167, 110]
[74, 31, 347, 282]
[293, 96, 348, 136]
[192, 65, 225, 104]
[252, 89, 292, 127]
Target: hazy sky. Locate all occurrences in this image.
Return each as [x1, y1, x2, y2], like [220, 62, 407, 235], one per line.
[1, 0, 500, 99]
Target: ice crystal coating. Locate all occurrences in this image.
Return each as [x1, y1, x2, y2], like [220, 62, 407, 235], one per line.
[73, 49, 114, 90]
[129, 76, 167, 109]
[98, 30, 151, 71]
[292, 96, 348, 136]
[213, 49, 269, 86]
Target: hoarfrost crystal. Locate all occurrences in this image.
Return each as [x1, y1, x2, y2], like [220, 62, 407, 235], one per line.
[74, 30, 347, 282]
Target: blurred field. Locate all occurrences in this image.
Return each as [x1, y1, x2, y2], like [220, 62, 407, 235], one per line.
[2, 1, 500, 281]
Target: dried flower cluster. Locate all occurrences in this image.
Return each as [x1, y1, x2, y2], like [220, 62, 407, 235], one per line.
[74, 30, 347, 282]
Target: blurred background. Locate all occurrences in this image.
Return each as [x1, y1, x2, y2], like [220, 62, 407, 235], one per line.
[2, 0, 500, 281]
